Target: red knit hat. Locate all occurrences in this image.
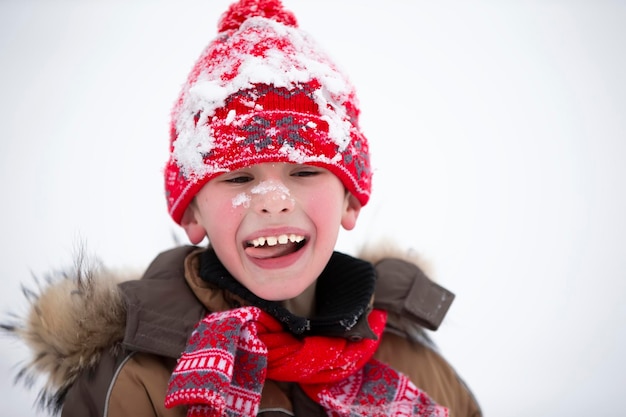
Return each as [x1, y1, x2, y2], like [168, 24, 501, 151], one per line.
[164, 0, 371, 224]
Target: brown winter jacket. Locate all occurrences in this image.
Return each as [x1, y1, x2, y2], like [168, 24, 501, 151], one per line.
[7, 246, 481, 417]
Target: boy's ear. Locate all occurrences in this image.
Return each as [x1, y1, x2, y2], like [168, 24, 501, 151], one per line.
[341, 193, 362, 231]
[180, 206, 207, 245]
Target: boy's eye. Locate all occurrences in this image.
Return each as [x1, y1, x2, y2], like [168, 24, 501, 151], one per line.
[292, 169, 320, 177]
[224, 175, 252, 184]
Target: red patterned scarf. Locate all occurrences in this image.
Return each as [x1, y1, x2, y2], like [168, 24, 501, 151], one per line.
[165, 307, 447, 417]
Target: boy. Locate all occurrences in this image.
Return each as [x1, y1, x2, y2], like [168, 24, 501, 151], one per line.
[4, 0, 481, 416]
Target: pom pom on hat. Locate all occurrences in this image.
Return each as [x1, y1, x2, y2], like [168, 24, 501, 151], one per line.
[164, 0, 371, 224]
[218, 0, 297, 32]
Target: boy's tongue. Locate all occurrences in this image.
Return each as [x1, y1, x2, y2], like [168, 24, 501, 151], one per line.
[246, 242, 299, 259]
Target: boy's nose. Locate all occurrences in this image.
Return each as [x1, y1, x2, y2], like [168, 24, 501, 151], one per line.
[251, 180, 295, 215]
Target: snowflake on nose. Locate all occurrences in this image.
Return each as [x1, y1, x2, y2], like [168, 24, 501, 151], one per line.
[241, 115, 310, 151]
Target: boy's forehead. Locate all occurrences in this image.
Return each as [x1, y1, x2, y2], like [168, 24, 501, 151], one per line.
[220, 162, 325, 173]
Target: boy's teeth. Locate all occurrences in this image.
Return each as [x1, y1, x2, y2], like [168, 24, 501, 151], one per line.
[289, 234, 303, 243]
[251, 234, 304, 247]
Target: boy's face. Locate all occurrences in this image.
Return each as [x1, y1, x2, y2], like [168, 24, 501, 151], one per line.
[181, 162, 362, 301]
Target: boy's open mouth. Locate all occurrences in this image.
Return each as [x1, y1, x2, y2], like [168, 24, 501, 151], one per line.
[244, 234, 306, 259]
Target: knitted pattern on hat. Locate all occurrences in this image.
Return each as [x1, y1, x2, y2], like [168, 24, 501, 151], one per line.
[164, 307, 449, 417]
[164, 0, 371, 224]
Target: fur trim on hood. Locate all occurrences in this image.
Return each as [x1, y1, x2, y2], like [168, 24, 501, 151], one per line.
[1, 253, 134, 412]
[357, 240, 436, 279]
[1, 244, 437, 412]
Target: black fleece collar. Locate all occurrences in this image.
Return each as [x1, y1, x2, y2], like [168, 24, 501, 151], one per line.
[198, 249, 377, 338]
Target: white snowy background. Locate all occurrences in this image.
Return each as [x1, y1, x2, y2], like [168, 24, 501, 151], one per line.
[1, 0, 625, 416]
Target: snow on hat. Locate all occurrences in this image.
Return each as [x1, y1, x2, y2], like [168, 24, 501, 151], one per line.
[164, 0, 371, 224]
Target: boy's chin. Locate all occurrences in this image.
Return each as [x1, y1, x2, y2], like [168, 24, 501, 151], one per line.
[249, 280, 314, 302]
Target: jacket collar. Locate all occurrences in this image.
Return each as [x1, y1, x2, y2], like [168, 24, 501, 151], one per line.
[119, 245, 378, 358]
[119, 246, 203, 358]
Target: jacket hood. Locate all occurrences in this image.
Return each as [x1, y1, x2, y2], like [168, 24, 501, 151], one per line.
[1, 243, 448, 411]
